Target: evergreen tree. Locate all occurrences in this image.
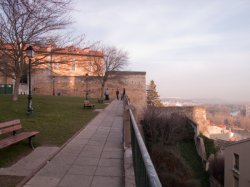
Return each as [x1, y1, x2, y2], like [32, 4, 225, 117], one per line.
[147, 80, 163, 107]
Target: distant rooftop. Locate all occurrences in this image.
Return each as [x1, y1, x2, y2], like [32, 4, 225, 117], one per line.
[109, 71, 146, 75]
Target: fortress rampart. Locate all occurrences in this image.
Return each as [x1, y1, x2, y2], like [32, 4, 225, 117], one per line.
[159, 106, 209, 134]
[32, 71, 147, 118]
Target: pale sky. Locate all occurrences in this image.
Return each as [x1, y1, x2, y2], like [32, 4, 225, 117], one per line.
[70, 0, 250, 102]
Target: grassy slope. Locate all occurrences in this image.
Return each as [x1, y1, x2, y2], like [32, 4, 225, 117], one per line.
[178, 141, 210, 187]
[0, 95, 106, 167]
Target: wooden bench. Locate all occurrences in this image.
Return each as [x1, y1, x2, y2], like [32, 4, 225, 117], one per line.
[83, 100, 95, 109]
[0, 119, 39, 150]
[97, 99, 104, 103]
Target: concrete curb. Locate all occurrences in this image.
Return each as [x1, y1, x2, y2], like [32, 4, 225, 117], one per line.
[124, 147, 136, 187]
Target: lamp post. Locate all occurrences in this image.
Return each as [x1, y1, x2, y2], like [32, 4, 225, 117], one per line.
[85, 73, 89, 100]
[26, 45, 34, 115]
[52, 76, 55, 96]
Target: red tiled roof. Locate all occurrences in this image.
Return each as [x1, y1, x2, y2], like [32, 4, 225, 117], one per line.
[1, 43, 103, 57]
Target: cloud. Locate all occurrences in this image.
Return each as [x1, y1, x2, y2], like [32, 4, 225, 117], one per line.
[71, 0, 250, 102]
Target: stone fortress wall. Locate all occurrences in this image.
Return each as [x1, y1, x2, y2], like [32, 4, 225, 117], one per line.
[32, 71, 147, 118]
[159, 106, 210, 165]
[159, 106, 209, 134]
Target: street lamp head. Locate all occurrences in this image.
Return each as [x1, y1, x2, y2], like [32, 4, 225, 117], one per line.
[26, 45, 34, 58]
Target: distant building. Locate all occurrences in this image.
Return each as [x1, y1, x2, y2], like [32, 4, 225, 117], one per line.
[245, 104, 250, 117]
[0, 44, 104, 94]
[224, 138, 250, 187]
[161, 97, 196, 107]
[207, 124, 230, 138]
[207, 125, 247, 142]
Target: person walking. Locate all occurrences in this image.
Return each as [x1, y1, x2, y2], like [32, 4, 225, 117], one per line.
[104, 88, 109, 100]
[121, 88, 126, 100]
[116, 88, 119, 100]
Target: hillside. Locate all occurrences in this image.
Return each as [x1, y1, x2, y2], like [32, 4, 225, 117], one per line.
[142, 108, 209, 187]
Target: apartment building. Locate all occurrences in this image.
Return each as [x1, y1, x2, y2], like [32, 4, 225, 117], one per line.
[224, 138, 250, 187]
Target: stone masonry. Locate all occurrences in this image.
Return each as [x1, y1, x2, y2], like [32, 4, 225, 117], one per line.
[159, 106, 209, 134]
[32, 71, 147, 119]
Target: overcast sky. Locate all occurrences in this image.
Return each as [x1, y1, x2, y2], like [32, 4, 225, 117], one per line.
[70, 0, 250, 102]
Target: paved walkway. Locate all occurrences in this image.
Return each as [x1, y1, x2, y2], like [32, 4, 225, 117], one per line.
[24, 100, 124, 187]
[0, 147, 59, 176]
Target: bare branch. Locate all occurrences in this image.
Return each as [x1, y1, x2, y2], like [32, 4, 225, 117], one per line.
[0, 0, 74, 100]
[86, 44, 129, 99]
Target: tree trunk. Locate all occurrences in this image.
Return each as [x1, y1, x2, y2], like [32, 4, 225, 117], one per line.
[100, 82, 106, 100]
[12, 78, 20, 101]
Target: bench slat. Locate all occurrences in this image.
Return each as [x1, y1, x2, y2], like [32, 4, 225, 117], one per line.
[0, 119, 21, 129]
[0, 124, 22, 135]
[0, 131, 39, 149]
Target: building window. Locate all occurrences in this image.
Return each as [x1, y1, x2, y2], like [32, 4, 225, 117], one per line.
[72, 61, 76, 72]
[234, 176, 239, 187]
[234, 153, 239, 171]
[54, 63, 59, 70]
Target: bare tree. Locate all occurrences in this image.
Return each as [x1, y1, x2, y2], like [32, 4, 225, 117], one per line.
[89, 45, 129, 100]
[0, 0, 72, 100]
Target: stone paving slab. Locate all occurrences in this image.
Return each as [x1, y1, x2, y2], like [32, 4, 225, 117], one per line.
[91, 176, 123, 187]
[0, 146, 59, 176]
[24, 176, 61, 187]
[24, 100, 124, 187]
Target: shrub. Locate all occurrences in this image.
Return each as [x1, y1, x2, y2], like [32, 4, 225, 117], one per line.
[150, 145, 199, 187]
[142, 107, 194, 146]
[200, 134, 218, 157]
[142, 107, 202, 187]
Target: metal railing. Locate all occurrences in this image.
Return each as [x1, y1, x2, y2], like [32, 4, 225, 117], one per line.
[124, 96, 162, 187]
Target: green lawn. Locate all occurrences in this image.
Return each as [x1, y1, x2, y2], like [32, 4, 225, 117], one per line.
[0, 95, 106, 167]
